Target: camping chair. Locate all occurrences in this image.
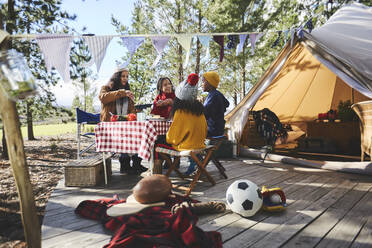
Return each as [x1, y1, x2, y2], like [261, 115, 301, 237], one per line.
[76, 108, 100, 159]
[155, 145, 218, 196]
[352, 100, 372, 161]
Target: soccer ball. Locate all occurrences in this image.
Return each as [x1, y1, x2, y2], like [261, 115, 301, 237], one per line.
[226, 179, 263, 217]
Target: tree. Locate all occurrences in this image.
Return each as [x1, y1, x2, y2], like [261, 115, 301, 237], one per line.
[0, 0, 76, 141]
[70, 38, 97, 113]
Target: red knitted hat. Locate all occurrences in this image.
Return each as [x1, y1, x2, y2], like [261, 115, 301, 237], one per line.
[187, 73, 199, 86]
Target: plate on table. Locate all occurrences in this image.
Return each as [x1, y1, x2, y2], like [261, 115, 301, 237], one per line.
[146, 115, 165, 121]
[147, 117, 166, 121]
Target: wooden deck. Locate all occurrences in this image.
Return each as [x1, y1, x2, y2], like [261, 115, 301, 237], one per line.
[41, 157, 372, 247]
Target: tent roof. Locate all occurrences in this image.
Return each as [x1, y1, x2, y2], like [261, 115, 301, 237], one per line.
[225, 3, 372, 141]
[308, 3, 372, 93]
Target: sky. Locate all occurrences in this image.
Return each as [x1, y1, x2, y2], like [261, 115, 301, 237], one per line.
[52, 0, 136, 107]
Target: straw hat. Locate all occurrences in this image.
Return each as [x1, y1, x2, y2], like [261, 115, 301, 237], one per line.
[107, 174, 172, 217]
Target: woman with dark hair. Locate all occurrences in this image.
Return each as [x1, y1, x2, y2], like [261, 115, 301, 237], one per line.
[99, 68, 147, 175]
[150, 77, 175, 119]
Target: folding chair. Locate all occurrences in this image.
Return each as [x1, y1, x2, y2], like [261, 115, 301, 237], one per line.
[155, 146, 217, 196]
[76, 108, 100, 159]
[206, 135, 228, 179]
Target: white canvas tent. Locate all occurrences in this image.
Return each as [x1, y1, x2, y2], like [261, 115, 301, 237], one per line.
[225, 3, 372, 143]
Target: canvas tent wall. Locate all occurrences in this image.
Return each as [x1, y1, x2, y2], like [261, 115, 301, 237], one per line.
[225, 3, 372, 144]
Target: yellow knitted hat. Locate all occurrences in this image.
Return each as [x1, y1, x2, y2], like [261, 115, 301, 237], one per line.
[203, 71, 220, 88]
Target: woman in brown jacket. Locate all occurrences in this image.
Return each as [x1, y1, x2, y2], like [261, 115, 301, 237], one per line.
[99, 68, 147, 175]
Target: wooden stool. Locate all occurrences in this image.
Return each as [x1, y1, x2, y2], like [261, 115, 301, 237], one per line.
[155, 146, 217, 196]
[206, 135, 228, 179]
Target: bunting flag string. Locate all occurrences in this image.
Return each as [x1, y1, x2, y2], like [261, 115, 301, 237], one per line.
[84, 35, 113, 73]
[176, 34, 193, 67]
[236, 34, 247, 56]
[151, 36, 171, 68]
[1, 16, 316, 82]
[197, 35, 212, 59]
[305, 18, 313, 33]
[226, 35, 238, 49]
[120, 36, 145, 68]
[249, 33, 263, 55]
[271, 31, 282, 48]
[36, 34, 73, 82]
[290, 27, 295, 47]
[282, 29, 289, 47]
[213, 35, 224, 62]
[297, 26, 305, 39]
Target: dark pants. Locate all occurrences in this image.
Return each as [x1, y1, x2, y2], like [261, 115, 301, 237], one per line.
[119, 153, 142, 171]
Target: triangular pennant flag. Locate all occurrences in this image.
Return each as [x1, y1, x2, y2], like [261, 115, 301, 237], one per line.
[271, 31, 282, 48]
[290, 27, 295, 47]
[226, 35, 238, 49]
[297, 26, 304, 39]
[305, 18, 313, 33]
[120, 36, 145, 68]
[150, 36, 170, 68]
[249, 33, 263, 55]
[283, 29, 289, 46]
[236, 34, 247, 56]
[213, 35, 224, 62]
[198, 35, 212, 58]
[36, 34, 73, 82]
[176, 34, 193, 67]
[84, 35, 112, 73]
[0, 29, 9, 45]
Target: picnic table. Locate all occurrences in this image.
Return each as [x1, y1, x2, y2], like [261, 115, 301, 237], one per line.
[95, 120, 172, 183]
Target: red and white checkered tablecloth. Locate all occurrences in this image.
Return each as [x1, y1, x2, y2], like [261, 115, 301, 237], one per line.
[95, 120, 171, 161]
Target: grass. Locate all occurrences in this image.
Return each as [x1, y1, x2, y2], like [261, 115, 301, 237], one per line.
[0, 122, 96, 139]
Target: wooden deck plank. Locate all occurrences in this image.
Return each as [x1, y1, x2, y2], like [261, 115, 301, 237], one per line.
[222, 176, 343, 247]
[350, 216, 372, 248]
[195, 163, 301, 226]
[196, 165, 303, 226]
[40, 158, 372, 248]
[316, 189, 372, 248]
[199, 172, 309, 232]
[216, 173, 324, 243]
[250, 179, 359, 248]
[41, 159, 249, 245]
[284, 182, 372, 248]
[42, 224, 110, 248]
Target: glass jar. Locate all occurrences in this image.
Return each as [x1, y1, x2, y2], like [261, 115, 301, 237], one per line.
[0, 49, 37, 101]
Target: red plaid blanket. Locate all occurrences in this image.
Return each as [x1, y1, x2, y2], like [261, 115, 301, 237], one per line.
[75, 195, 222, 248]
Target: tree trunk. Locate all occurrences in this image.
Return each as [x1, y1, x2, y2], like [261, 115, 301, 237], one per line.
[2, 127, 8, 159]
[241, 39, 246, 98]
[176, 1, 183, 83]
[0, 1, 41, 247]
[26, 101, 35, 140]
[0, 88, 41, 248]
[241, 15, 246, 98]
[234, 67, 238, 106]
[25, 15, 35, 141]
[195, 6, 202, 74]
